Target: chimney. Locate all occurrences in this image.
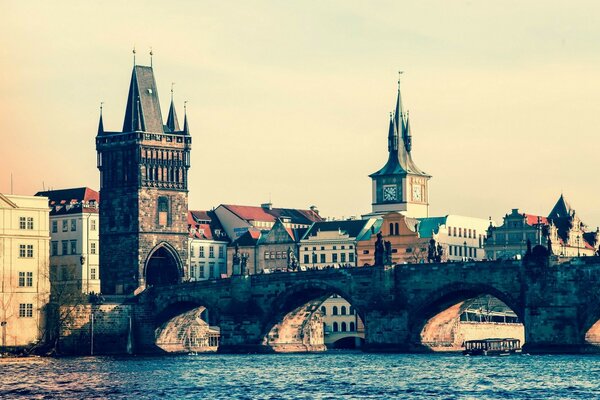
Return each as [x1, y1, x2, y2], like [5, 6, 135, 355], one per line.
[261, 202, 272, 210]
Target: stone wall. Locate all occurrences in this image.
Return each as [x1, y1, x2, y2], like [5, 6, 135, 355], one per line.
[59, 303, 133, 355]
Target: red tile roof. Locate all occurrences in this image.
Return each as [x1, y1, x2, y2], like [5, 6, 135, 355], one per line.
[222, 204, 322, 225]
[524, 214, 548, 226]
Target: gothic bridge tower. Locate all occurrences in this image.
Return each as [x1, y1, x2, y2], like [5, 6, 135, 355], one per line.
[96, 63, 191, 295]
[367, 75, 431, 218]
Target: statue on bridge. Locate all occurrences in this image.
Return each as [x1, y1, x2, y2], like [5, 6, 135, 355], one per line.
[427, 238, 444, 263]
[374, 232, 384, 266]
[287, 246, 298, 271]
[384, 240, 393, 265]
[232, 243, 241, 275]
[241, 252, 248, 275]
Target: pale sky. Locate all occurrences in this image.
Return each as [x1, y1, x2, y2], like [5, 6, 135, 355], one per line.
[2, 1, 600, 227]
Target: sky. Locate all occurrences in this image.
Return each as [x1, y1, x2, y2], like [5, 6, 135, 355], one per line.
[2, 1, 600, 227]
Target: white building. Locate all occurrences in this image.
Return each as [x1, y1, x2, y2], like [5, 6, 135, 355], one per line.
[319, 294, 365, 348]
[187, 210, 229, 280]
[0, 193, 50, 348]
[36, 188, 100, 294]
[418, 215, 493, 261]
[298, 219, 376, 269]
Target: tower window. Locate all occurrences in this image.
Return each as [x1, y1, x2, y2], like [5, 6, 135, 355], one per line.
[158, 197, 170, 227]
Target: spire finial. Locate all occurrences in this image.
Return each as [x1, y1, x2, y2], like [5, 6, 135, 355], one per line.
[150, 47, 153, 67]
[100, 101, 104, 115]
[398, 71, 404, 87]
[184, 100, 188, 116]
[98, 101, 105, 134]
[133, 45, 136, 66]
[171, 82, 175, 101]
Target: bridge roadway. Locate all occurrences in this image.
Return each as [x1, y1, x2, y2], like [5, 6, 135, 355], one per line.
[133, 257, 600, 354]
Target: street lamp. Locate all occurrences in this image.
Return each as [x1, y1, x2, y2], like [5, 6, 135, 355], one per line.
[463, 241, 467, 261]
[577, 235, 581, 257]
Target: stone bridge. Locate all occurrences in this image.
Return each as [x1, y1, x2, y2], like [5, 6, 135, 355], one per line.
[132, 258, 600, 354]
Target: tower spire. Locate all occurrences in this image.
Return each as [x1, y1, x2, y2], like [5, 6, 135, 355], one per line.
[166, 82, 180, 132]
[133, 45, 136, 66]
[394, 71, 404, 135]
[404, 110, 412, 153]
[183, 101, 189, 135]
[98, 101, 104, 134]
[387, 111, 397, 152]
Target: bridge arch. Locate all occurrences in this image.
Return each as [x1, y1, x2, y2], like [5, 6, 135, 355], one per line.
[583, 304, 600, 346]
[409, 282, 524, 351]
[144, 242, 183, 287]
[260, 280, 365, 352]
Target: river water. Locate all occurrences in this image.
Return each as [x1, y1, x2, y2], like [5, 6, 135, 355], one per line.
[1, 353, 599, 399]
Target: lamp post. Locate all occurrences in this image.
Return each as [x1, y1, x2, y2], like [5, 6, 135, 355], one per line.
[463, 241, 467, 261]
[577, 235, 581, 257]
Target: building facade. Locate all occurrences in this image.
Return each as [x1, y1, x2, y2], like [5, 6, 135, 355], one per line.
[298, 219, 375, 269]
[485, 195, 598, 260]
[36, 188, 100, 294]
[96, 63, 192, 295]
[256, 219, 305, 273]
[367, 77, 431, 218]
[187, 210, 229, 281]
[0, 193, 50, 348]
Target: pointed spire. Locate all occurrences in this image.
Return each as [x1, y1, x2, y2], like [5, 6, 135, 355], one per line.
[183, 100, 189, 135]
[97, 102, 104, 134]
[166, 83, 180, 132]
[404, 110, 412, 153]
[133, 45, 136, 66]
[394, 71, 404, 134]
[387, 112, 397, 152]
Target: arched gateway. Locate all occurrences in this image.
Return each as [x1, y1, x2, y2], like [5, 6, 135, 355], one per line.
[145, 244, 182, 287]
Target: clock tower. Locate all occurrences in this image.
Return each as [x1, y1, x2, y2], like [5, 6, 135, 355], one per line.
[367, 76, 431, 218]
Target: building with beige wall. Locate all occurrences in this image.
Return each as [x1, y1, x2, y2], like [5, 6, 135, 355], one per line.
[36, 188, 100, 294]
[0, 193, 50, 348]
[187, 210, 229, 281]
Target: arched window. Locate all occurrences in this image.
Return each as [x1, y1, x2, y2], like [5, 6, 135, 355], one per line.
[341, 306, 347, 315]
[341, 322, 347, 332]
[349, 306, 355, 315]
[389, 223, 394, 235]
[394, 223, 399, 236]
[349, 322, 355, 332]
[332, 306, 338, 316]
[333, 322, 339, 332]
[321, 306, 327, 315]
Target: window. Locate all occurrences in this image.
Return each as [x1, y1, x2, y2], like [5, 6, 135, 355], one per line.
[199, 246, 205, 258]
[304, 254, 309, 264]
[199, 263, 206, 278]
[332, 253, 338, 263]
[51, 241, 58, 256]
[218, 246, 224, 258]
[91, 268, 97, 280]
[19, 303, 33, 318]
[209, 246, 214, 258]
[26, 272, 33, 287]
[27, 217, 34, 230]
[389, 223, 394, 235]
[453, 227, 457, 237]
[350, 306, 355, 315]
[190, 264, 196, 279]
[321, 306, 326, 315]
[320, 254, 326, 263]
[90, 242, 97, 255]
[158, 197, 169, 227]
[276, 252, 281, 259]
[349, 253, 354, 263]
[62, 220, 68, 232]
[19, 217, 26, 230]
[19, 272, 25, 287]
[449, 246, 453, 256]
[341, 322, 347, 332]
[62, 240, 68, 255]
[341, 245, 345, 250]
[70, 240, 77, 255]
[458, 228, 462, 237]
[333, 322, 339, 332]
[341, 253, 346, 263]
[332, 306, 338, 315]
[264, 251, 270, 260]
[71, 219, 77, 232]
[394, 223, 399, 235]
[341, 306, 347, 315]
[209, 262, 216, 279]
[320, 246, 325, 251]
[52, 220, 58, 233]
[190, 246, 195, 257]
[350, 322, 355, 331]
[333, 246, 337, 250]
[19, 245, 33, 258]
[90, 219, 97, 231]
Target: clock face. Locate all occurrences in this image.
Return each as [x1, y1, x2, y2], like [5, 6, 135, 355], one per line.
[383, 185, 397, 202]
[412, 185, 422, 202]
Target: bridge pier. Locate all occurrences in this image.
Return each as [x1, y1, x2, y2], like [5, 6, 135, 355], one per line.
[362, 310, 412, 352]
